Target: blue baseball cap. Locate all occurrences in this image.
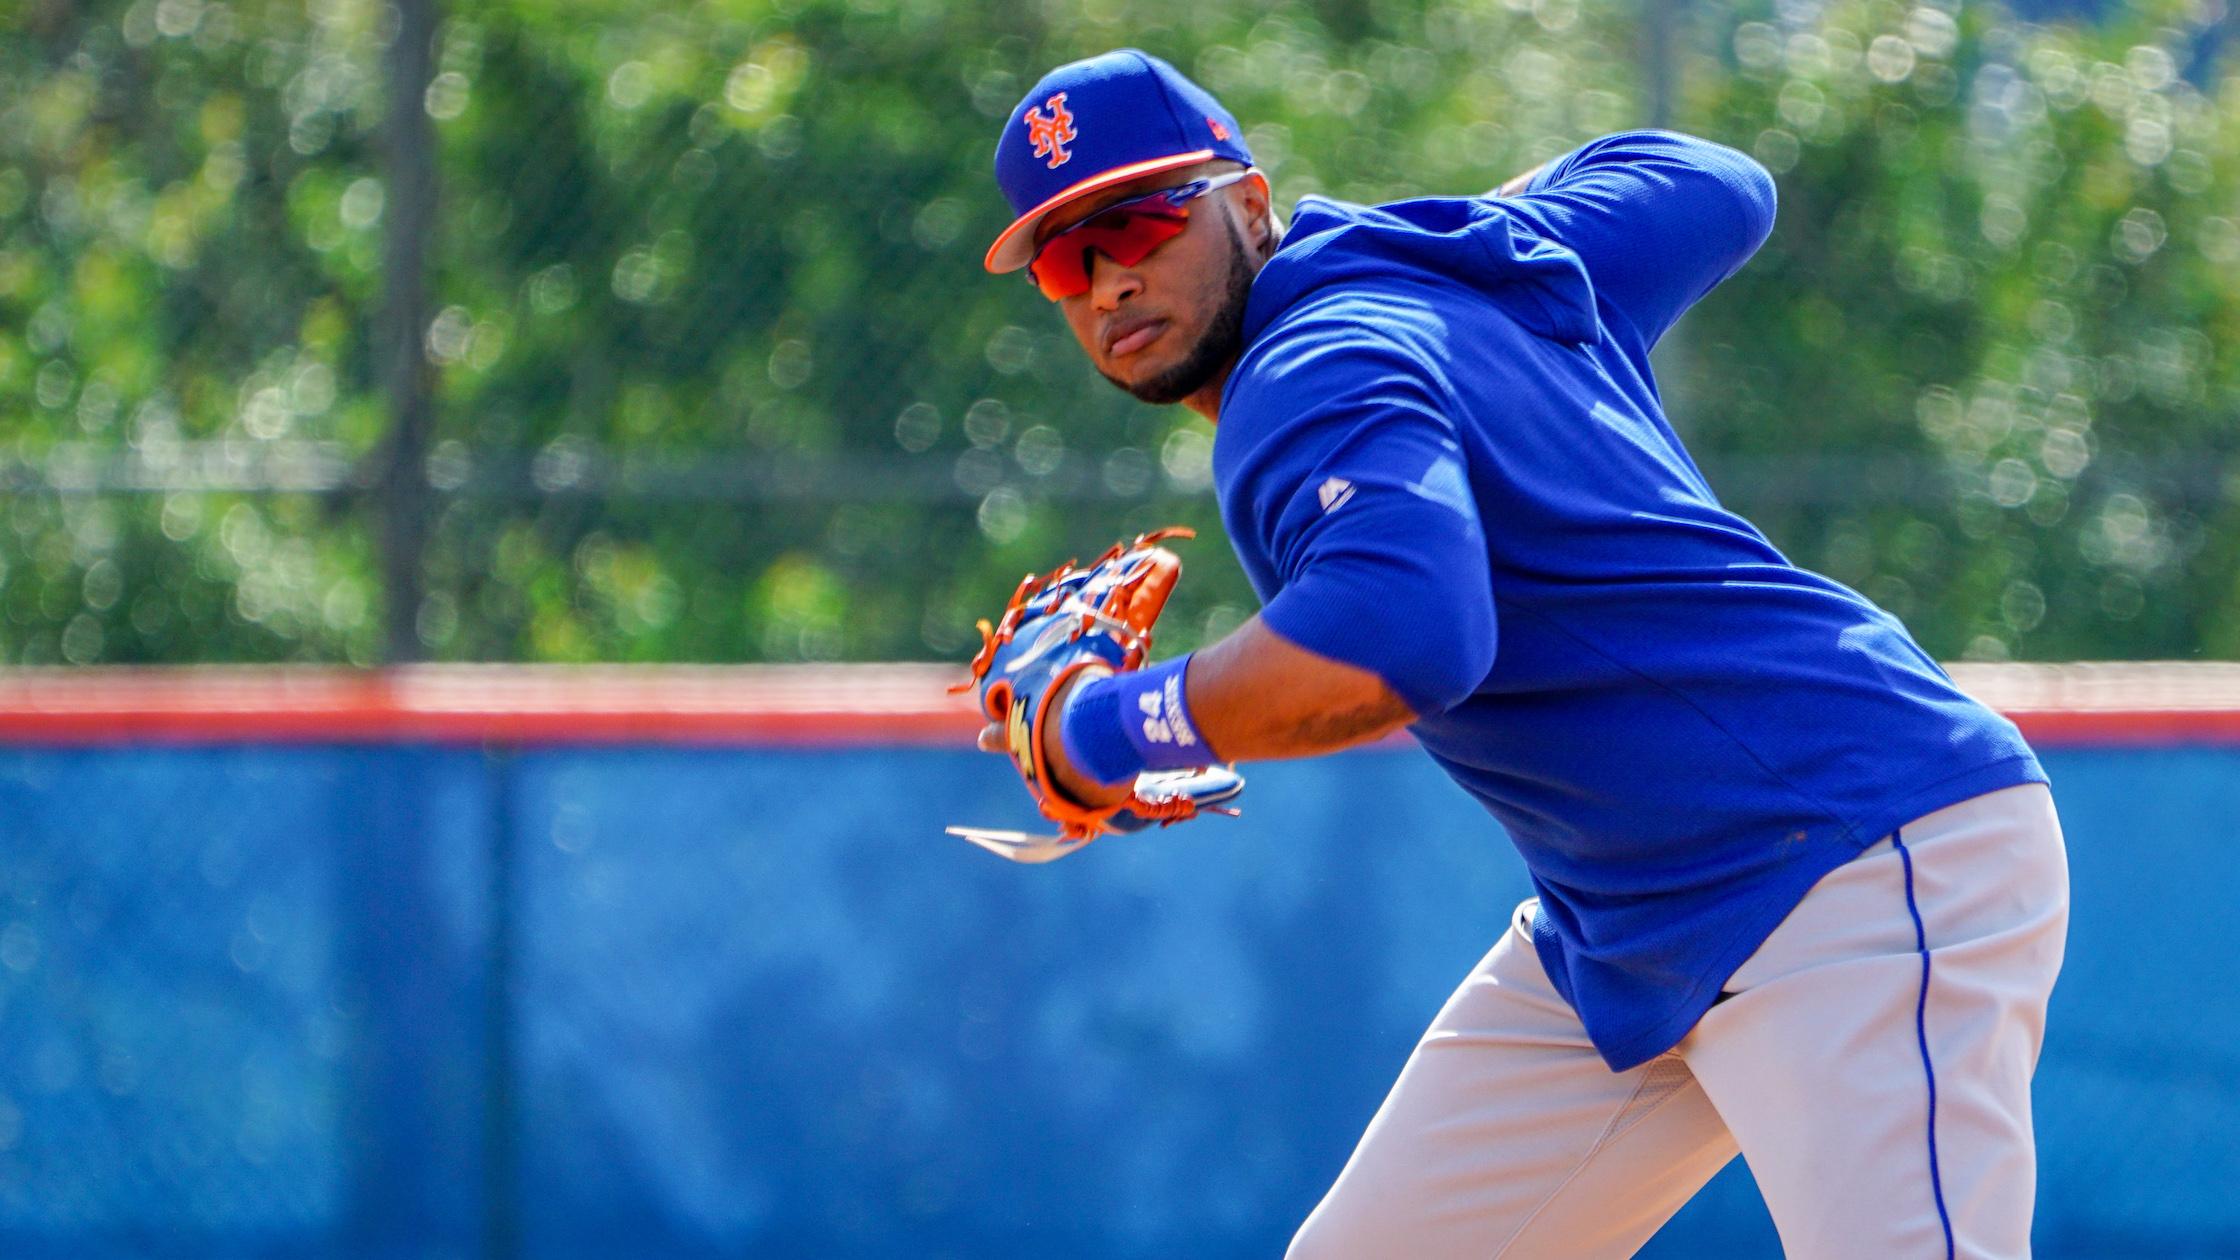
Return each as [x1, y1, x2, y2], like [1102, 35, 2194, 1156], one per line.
[985, 49, 1253, 275]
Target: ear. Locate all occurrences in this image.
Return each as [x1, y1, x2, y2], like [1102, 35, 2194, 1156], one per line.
[1236, 171, 1275, 254]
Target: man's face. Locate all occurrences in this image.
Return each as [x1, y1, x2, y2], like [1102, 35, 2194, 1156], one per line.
[1036, 166, 1263, 407]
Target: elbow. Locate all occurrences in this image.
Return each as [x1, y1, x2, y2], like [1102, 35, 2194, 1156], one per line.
[1733, 152, 1777, 248]
[1699, 134, 1779, 248]
[1388, 615, 1496, 719]
[1640, 129, 1779, 248]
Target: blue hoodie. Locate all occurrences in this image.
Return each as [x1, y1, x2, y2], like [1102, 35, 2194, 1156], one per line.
[1211, 131, 2044, 1071]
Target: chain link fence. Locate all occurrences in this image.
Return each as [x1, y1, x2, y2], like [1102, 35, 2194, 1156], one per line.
[4, 0, 2239, 668]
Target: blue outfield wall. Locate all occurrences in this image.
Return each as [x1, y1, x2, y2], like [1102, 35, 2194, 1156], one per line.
[0, 742, 2233, 1257]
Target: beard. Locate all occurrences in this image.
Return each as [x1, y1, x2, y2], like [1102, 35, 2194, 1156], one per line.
[1100, 215, 1256, 407]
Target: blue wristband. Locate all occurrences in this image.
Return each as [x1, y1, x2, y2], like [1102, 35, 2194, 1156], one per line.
[1059, 655, 1214, 786]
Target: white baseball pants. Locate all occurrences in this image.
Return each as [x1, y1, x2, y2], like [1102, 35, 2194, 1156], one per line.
[1285, 782, 2069, 1259]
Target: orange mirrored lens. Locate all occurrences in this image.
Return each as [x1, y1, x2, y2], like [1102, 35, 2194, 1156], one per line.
[1029, 208, 1190, 300]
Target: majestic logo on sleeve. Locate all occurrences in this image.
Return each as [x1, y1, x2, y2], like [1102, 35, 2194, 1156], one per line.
[1317, 476, 1356, 513]
[1024, 93, 1077, 168]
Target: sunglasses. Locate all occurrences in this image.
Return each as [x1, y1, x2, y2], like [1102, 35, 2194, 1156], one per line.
[1027, 168, 1253, 301]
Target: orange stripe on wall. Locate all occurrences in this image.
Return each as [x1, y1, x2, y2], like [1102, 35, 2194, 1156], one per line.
[0, 663, 2237, 747]
[0, 665, 983, 746]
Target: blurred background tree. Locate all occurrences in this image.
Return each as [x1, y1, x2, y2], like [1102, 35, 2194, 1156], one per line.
[0, 0, 2232, 666]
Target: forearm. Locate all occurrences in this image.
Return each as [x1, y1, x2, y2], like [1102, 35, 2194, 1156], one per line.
[1186, 615, 1416, 760]
[1032, 615, 1416, 805]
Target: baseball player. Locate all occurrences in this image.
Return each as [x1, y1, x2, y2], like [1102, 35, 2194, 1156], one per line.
[967, 49, 2069, 1258]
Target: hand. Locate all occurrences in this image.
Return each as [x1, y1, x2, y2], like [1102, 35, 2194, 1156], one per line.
[949, 525, 1219, 842]
[976, 670, 1132, 810]
[1490, 163, 1544, 198]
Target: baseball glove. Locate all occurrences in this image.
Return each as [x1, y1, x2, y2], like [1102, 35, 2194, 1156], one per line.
[948, 526, 1243, 862]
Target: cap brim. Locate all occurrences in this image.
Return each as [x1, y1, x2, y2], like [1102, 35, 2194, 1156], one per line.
[984, 150, 1217, 274]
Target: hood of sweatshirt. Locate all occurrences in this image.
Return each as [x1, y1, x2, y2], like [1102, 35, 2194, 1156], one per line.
[1240, 194, 1603, 349]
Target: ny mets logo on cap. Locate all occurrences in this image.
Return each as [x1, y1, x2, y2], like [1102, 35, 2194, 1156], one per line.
[1025, 92, 1077, 168]
[986, 50, 1256, 275]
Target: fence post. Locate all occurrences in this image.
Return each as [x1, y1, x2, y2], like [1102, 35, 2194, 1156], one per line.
[1641, 0, 1682, 128]
[380, 0, 439, 664]
[482, 745, 520, 1260]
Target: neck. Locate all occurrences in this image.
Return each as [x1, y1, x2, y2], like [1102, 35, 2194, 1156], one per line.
[1181, 354, 1238, 423]
[1183, 219, 1280, 423]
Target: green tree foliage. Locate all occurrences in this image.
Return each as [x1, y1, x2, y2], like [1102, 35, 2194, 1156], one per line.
[2, 0, 388, 663]
[1678, 0, 2240, 660]
[0, 0, 2233, 665]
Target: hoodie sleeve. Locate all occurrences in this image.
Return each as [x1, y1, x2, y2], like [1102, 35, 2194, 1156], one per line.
[1501, 130, 1776, 356]
[1219, 324, 1497, 719]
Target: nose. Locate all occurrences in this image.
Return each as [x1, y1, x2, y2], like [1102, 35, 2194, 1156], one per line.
[1088, 252, 1144, 310]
